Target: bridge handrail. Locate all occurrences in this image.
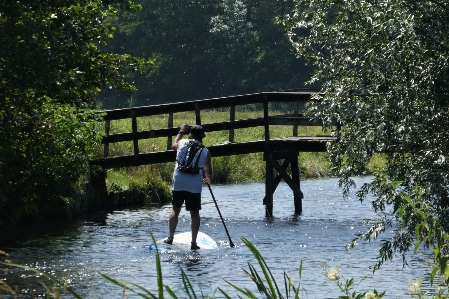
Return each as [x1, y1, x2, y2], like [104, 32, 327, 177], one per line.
[101, 90, 320, 120]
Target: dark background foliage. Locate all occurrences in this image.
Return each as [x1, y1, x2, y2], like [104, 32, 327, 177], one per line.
[97, 0, 315, 108]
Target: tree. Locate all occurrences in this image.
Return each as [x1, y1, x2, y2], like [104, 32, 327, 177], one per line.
[0, 0, 150, 228]
[99, 0, 313, 108]
[284, 0, 449, 280]
[100, 0, 222, 107]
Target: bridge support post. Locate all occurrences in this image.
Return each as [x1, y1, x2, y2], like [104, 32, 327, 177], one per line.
[291, 155, 302, 214]
[264, 157, 274, 218]
[263, 151, 303, 216]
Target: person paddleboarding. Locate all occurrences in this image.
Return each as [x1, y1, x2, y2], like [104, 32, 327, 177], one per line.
[164, 124, 212, 250]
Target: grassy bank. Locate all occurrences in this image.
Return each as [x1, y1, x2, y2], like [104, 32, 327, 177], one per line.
[99, 109, 384, 205]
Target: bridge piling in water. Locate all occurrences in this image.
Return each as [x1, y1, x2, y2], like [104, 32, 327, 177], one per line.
[89, 90, 336, 215]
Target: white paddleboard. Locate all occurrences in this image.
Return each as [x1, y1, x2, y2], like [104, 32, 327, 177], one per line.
[149, 231, 217, 252]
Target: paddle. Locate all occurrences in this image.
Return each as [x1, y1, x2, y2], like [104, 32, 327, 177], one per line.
[206, 183, 235, 248]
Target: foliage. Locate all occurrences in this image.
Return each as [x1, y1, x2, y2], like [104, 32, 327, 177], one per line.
[321, 262, 385, 299]
[107, 165, 172, 205]
[98, 0, 314, 108]
[1, 100, 103, 224]
[0, 0, 151, 228]
[284, 0, 449, 282]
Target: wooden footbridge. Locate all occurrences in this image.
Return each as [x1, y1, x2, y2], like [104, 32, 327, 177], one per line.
[88, 90, 337, 216]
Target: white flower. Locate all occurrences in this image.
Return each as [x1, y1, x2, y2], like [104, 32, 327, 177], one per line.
[410, 279, 422, 294]
[324, 267, 339, 281]
[364, 291, 375, 299]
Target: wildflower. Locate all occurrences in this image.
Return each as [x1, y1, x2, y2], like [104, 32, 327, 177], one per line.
[410, 279, 422, 294]
[324, 267, 339, 281]
[364, 291, 375, 299]
[435, 285, 444, 294]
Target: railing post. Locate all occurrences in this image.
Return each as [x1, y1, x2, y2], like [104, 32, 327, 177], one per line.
[131, 110, 139, 165]
[104, 120, 110, 157]
[229, 105, 235, 142]
[195, 103, 201, 125]
[263, 100, 270, 147]
[293, 101, 299, 137]
[167, 112, 173, 150]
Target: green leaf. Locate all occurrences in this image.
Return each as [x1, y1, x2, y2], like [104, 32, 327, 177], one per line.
[430, 266, 439, 286]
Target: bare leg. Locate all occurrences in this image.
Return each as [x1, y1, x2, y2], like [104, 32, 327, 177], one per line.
[190, 210, 200, 243]
[168, 206, 181, 238]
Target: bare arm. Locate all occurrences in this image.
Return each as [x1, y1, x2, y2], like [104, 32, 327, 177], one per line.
[171, 124, 190, 151]
[203, 150, 213, 185]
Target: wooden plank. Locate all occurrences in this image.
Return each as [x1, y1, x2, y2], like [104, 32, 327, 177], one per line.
[262, 158, 291, 204]
[104, 120, 110, 158]
[102, 114, 327, 144]
[104, 127, 180, 144]
[102, 91, 320, 121]
[263, 101, 270, 151]
[269, 117, 322, 126]
[102, 118, 263, 144]
[131, 110, 139, 165]
[101, 116, 323, 144]
[195, 103, 201, 125]
[167, 112, 173, 150]
[293, 101, 299, 136]
[90, 138, 333, 169]
[271, 158, 303, 200]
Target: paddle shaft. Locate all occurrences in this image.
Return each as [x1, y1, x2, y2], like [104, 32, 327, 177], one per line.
[206, 183, 235, 247]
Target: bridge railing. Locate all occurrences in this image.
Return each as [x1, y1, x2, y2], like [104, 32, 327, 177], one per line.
[88, 90, 340, 215]
[97, 90, 330, 168]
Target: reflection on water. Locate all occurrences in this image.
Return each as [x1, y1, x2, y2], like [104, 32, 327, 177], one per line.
[0, 177, 433, 298]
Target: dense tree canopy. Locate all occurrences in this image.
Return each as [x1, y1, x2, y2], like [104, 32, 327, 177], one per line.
[0, 0, 149, 227]
[99, 0, 314, 108]
[285, 0, 449, 280]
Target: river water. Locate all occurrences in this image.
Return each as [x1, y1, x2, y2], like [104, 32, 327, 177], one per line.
[0, 177, 435, 298]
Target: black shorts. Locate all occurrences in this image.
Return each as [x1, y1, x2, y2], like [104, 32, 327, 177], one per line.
[172, 190, 202, 211]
